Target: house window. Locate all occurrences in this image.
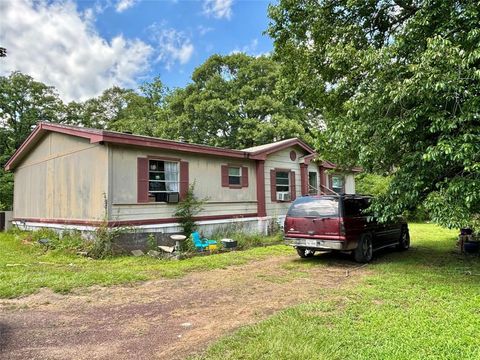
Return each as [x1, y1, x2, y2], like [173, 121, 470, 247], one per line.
[228, 167, 241, 185]
[148, 160, 179, 200]
[331, 174, 344, 194]
[221, 165, 248, 188]
[308, 171, 318, 195]
[271, 169, 295, 202]
[276, 171, 290, 193]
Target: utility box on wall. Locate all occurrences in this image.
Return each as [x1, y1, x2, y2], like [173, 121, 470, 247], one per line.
[0, 211, 13, 231]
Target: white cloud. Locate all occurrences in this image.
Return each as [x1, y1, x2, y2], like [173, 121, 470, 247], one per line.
[150, 24, 194, 70]
[0, 0, 152, 101]
[203, 0, 233, 20]
[197, 25, 214, 36]
[115, 0, 138, 13]
[230, 38, 259, 55]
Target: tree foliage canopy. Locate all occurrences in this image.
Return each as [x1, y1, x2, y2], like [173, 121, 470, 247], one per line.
[0, 72, 65, 209]
[269, 0, 480, 229]
[0, 54, 316, 209]
[158, 53, 313, 148]
[66, 77, 168, 136]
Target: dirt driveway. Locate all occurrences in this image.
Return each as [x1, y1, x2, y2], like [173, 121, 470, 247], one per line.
[0, 253, 366, 360]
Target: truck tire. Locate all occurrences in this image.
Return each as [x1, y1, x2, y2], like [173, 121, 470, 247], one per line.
[354, 233, 373, 263]
[397, 226, 410, 251]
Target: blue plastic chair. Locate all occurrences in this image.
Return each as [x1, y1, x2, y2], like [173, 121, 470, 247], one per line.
[191, 231, 217, 251]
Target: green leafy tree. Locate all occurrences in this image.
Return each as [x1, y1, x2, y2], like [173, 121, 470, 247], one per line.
[67, 77, 168, 136]
[269, 0, 480, 229]
[355, 174, 391, 197]
[158, 53, 313, 148]
[0, 72, 65, 209]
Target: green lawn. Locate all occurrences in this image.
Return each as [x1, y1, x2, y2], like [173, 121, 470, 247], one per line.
[0, 231, 288, 298]
[195, 224, 480, 360]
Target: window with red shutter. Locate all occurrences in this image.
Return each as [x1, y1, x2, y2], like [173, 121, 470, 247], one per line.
[138, 158, 188, 203]
[137, 158, 149, 203]
[222, 165, 249, 188]
[241, 166, 248, 187]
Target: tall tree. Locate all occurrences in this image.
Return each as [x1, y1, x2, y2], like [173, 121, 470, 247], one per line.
[67, 77, 168, 136]
[0, 72, 64, 154]
[158, 53, 313, 148]
[0, 72, 65, 209]
[269, 0, 480, 229]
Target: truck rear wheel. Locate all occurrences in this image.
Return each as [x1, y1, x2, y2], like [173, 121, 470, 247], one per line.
[296, 248, 315, 258]
[397, 226, 410, 251]
[354, 233, 373, 263]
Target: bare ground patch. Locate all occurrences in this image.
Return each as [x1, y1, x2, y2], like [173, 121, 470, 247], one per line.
[0, 253, 367, 360]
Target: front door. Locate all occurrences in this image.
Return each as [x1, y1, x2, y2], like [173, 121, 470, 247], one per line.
[308, 172, 318, 195]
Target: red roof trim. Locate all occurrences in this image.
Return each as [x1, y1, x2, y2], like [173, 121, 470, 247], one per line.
[5, 122, 249, 170]
[100, 133, 248, 159]
[5, 122, 106, 171]
[5, 123, 359, 173]
[4, 125, 44, 171]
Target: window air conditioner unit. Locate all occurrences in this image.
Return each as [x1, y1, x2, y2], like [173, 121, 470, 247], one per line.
[166, 192, 180, 203]
[277, 192, 291, 202]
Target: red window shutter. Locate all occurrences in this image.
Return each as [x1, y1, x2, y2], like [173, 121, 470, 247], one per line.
[137, 158, 149, 203]
[180, 161, 189, 200]
[290, 171, 296, 201]
[300, 164, 308, 196]
[221, 165, 229, 187]
[241, 166, 249, 187]
[270, 169, 276, 202]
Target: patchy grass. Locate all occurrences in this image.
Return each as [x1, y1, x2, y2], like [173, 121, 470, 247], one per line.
[195, 224, 480, 360]
[0, 231, 289, 298]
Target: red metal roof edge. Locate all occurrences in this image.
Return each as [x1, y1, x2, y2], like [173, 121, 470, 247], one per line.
[5, 122, 107, 171]
[5, 122, 360, 173]
[99, 130, 249, 158]
[5, 122, 250, 170]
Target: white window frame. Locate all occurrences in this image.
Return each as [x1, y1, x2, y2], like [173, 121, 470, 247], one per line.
[275, 170, 290, 195]
[228, 166, 242, 186]
[148, 159, 179, 194]
[308, 171, 318, 195]
[331, 174, 345, 194]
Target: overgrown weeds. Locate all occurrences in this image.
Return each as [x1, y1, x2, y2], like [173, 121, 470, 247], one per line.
[209, 221, 282, 251]
[19, 221, 126, 259]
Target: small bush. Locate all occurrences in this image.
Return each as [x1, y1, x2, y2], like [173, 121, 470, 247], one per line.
[181, 234, 198, 253]
[87, 221, 127, 259]
[174, 182, 206, 238]
[147, 233, 157, 251]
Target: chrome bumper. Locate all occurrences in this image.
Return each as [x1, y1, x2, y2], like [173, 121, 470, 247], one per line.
[285, 238, 347, 251]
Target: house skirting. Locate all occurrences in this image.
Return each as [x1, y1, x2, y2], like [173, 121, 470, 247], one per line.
[12, 215, 285, 236]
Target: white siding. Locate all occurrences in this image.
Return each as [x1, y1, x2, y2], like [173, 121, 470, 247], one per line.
[264, 146, 308, 217]
[109, 145, 257, 221]
[345, 174, 356, 194]
[13, 132, 108, 220]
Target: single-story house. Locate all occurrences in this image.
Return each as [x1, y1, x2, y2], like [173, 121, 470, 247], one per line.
[5, 122, 360, 235]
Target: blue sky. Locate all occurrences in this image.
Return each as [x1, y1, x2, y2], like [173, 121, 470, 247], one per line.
[1, 0, 275, 101]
